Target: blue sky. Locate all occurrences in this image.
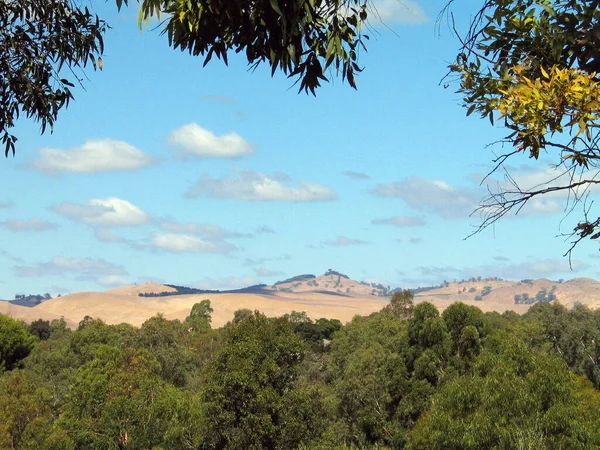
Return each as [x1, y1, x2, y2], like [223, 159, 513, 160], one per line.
[1, 0, 598, 299]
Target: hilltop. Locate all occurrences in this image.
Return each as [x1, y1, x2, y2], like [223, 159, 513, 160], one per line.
[2, 272, 600, 328]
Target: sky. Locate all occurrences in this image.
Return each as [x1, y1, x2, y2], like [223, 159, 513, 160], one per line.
[1, 0, 599, 299]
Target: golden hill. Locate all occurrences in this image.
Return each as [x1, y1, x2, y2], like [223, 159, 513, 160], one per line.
[3, 275, 600, 328]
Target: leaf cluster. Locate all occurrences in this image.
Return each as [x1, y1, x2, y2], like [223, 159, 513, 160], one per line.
[124, 0, 368, 94]
[0, 0, 106, 156]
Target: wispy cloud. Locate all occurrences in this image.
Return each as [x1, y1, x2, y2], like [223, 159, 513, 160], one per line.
[371, 215, 425, 227]
[368, 0, 429, 25]
[410, 258, 589, 285]
[254, 268, 285, 277]
[15, 257, 128, 284]
[31, 139, 154, 174]
[168, 123, 254, 158]
[186, 169, 337, 202]
[255, 225, 275, 234]
[371, 176, 478, 218]
[344, 170, 370, 180]
[151, 233, 236, 254]
[0, 218, 58, 232]
[322, 236, 369, 247]
[53, 197, 150, 227]
[243, 254, 291, 266]
[0, 201, 14, 209]
[158, 219, 249, 239]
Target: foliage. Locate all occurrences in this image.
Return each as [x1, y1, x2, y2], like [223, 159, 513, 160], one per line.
[123, 0, 369, 95]
[0, 315, 36, 372]
[385, 289, 414, 319]
[448, 0, 600, 252]
[3, 300, 600, 449]
[200, 312, 308, 448]
[274, 274, 316, 286]
[28, 319, 52, 341]
[185, 299, 213, 333]
[408, 335, 600, 449]
[0, 0, 106, 156]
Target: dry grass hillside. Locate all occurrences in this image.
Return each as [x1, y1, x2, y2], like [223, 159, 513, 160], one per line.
[3, 276, 600, 328]
[25, 282, 387, 328]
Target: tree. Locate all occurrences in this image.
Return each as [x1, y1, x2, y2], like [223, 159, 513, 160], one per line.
[129, 0, 369, 95]
[200, 312, 307, 449]
[447, 0, 600, 255]
[185, 299, 213, 333]
[385, 289, 414, 320]
[2, 0, 369, 157]
[0, 0, 106, 157]
[0, 315, 37, 372]
[28, 319, 52, 341]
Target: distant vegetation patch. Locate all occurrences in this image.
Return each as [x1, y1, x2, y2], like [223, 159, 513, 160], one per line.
[274, 274, 315, 286]
[324, 269, 349, 279]
[514, 286, 557, 305]
[139, 284, 268, 297]
[8, 293, 52, 307]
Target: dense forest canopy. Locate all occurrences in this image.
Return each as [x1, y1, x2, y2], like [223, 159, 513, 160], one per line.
[2, 295, 600, 448]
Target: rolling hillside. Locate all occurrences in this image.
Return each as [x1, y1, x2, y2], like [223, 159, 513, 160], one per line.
[2, 273, 600, 328]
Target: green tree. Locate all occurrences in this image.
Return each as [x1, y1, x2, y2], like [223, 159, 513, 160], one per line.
[135, 315, 195, 387]
[0, 0, 106, 156]
[448, 0, 600, 252]
[408, 334, 600, 449]
[129, 0, 369, 95]
[200, 312, 308, 449]
[58, 345, 181, 449]
[185, 299, 213, 332]
[28, 319, 52, 341]
[233, 308, 254, 323]
[0, 314, 37, 372]
[3, 0, 370, 156]
[0, 370, 52, 449]
[385, 289, 414, 320]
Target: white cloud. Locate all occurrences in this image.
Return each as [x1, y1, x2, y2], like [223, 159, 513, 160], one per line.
[368, 0, 429, 25]
[53, 197, 150, 226]
[15, 257, 127, 279]
[168, 123, 254, 158]
[31, 139, 154, 173]
[186, 170, 337, 202]
[151, 233, 235, 254]
[371, 176, 478, 218]
[0, 218, 58, 232]
[371, 215, 425, 227]
[192, 275, 260, 291]
[96, 275, 129, 287]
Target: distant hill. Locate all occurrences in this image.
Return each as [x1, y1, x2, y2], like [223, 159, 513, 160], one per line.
[3, 274, 600, 330]
[414, 277, 600, 311]
[270, 270, 391, 296]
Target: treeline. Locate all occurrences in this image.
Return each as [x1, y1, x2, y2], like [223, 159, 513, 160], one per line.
[138, 284, 269, 297]
[9, 293, 52, 307]
[1, 293, 600, 449]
